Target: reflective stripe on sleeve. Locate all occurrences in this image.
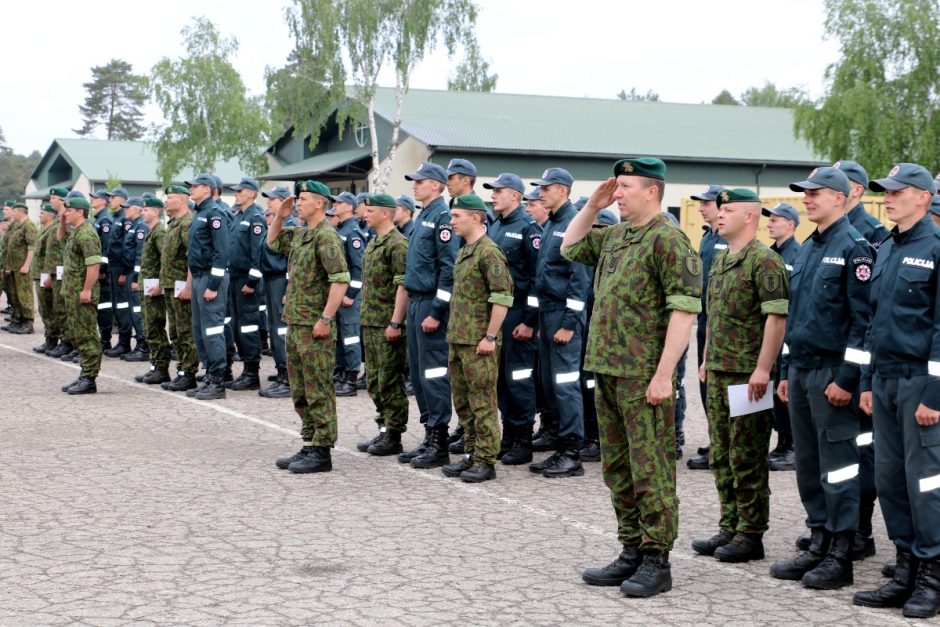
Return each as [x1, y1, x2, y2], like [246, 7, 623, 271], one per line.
[240, 325, 259, 333]
[134, 265, 141, 273]
[566, 299, 585, 312]
[844, 347, 871, 365]
[100, 256, 109, 263]
[132, 306, 141, 313]
[249, 269, 263, 278]
[258, 304, 267, 312]
[511, 369, 533, 381]
[436, 289, 452, 303]
[277, 327, 287, 336]
[586, 378, 596, 389]
[205, 325, 225, 336]
[527, 296, 539, 308]
[929, 361, 940, 377]
[425, 367, 448, 379]
[116, 302, 129, 309]
[349, 280, 363, 289]
[210, 267, 225, 277]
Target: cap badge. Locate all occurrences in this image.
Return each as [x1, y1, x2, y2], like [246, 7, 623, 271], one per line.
[890, 165, 900, 176]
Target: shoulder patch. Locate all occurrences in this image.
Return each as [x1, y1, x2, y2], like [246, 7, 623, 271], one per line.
[762, 272, 781, 295]
[855, 263, 872, 282]
[124, 223, 132, 231]
[253, 224, 263, 235]
[136, 231, 144, 240]
[326, 244, 339, 260]
[530, 234, 541, 250]
[440, 228, 452, 243]
[491, 263, 503, 277]
[685, 255, 702, 277]
[352, 238, 362, 249]
[102, 224, 110, 234]
[211, 218, 222, 230]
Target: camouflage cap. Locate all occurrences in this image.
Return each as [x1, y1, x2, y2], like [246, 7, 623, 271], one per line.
[294, 180, 331, 198]
[716, 187, 761, 208]
[165, 184, 190, 196]
[613, 157, 666, 180]
[365, 193, 397, 208]
[452, 193, 488, 212]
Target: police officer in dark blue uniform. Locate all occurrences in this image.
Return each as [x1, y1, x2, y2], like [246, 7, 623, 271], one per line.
[763, 202, 803, 472]
[185, 173, 231, 401]
[771, 166, 873, 590]
[90, 189, 114, 351]
[932, 190, 940, 228]
[395, 195, 415, 239]
[223, 177, 266, 391]
[482, 172, 541, 465]
[834, 160, 891, 249]
[854, 163, 940, 619]
[258, 186, 295, 399]
[103, 187, 133, 357]
[687, 184, 728, 469]
[527, 167, 591, 478]
[399, 162, 458, 469]
[328, 191, 365, 396]
[120, 197, 149, 362]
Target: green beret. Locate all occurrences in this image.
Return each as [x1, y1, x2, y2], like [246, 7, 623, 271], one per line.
[164, 184, 190, 196]
[716, 188, 761, 208]
[613, 157, 666, 180]
[143, 196, 165, 209]
[365, 193, 397, 208]
[41, 203, 56, 215]
[294, 179, 331, 199]
[3, 200, 14, 207]
[13, 202, 28, 210]
[49, 187, 69, 199]
[452, 193, 489, 212]
[65, 197, 91, 210]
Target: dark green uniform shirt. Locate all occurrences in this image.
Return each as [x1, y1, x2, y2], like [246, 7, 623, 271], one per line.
[562, 213, 702, 379]
[62, 221, 101, 296]
[4, 219, 37, 271]
[160, 213, 192, 289]
[360, 228, 408, 328]
[139, 222, 166, 292]
[43, 217, 65, 278]
[32, 223, 54, 281]
[447, 234, 515, 345]
[704, 238, 790, 373]
[270, 220, 350, 329]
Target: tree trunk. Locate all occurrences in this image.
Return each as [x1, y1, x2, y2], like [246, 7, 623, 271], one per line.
[367, 96, 380, 192]
[377, 69, 405, 193]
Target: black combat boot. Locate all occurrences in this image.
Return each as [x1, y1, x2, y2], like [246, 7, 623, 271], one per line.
[229, 362, 261, 391]
[854, 549, 919, 608]
[803, 531, 853, 589]
[61, 349, 78, 362]
[61, 378, 81, 392]
[852, 504, 876, 560]
[768, 431, 793, 460]
[442, 453, 473, 478]
[33, 337, 56, 353]
[531, 415, 559, 452]
[460, 461, 495, 483]
[529, 451, 563, 474]
[903, 559, 940, 619]
[692, 529, 735, 556]
[496, 424, 515, 460]
[368, 429, 403, 456]
[104, 341, 131, 358]
[448, 425, 465, 444]
[288, 446, 332, 473]
[715, 533, 765, 563]
[135, 367, 152, 382]
[448, 434, 465, 454]
[259, 371, 291, 398]
[276, 446, 313, 469]
[686, 453, 710, 470]
[335, 371, 358, 397]
[410, 425, 450, 469]
[193, 374, 226, 400]
[164, 372, 198, 392]
[398, 425, 431, 463]
[795, 531, 812, 551]
[883, 562, 897, 578]
[67, 376, 97, 395]
[579, 438, 601, 462]
[142, 365, 171, 385]
[770, 527, 830, 580]
[356, 371, 367, 390]
[542, 439, 584, 478]
[47, 341, 72, 358]
[357, 427, 383, 452]
[122, 341, 149, 362]
[502, 423, 533, 465]
[620, 551, 672, 597]
[582, 545, 642, 586]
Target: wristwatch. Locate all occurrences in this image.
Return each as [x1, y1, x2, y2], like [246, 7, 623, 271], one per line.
[319, 315, 333, 325]
[389, 321, 402, 330]
[485, 333, 497, 342]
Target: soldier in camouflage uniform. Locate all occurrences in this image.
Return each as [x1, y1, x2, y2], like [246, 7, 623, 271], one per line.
[357, 193, 410, 456]
[2, 202, 38, 333]
[439, 194, 514, 483]
[32, 203, 58, 352]
[135, 196, 170, 384]
[57, 197, 101, 394]
[562, 158, 701, 598]
[691, 188, 789, 563]
[160, 186, 199, 392]
[270, 180, 350, 474]
[43, 188, 72, 358]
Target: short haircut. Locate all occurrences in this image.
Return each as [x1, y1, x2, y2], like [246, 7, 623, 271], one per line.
[639, 176, 665, 202]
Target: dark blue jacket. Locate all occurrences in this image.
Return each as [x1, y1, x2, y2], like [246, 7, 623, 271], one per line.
[488, 204, 541, 326]
[699, 225, 728, 312]
[397, 219, 414, 240]
[261, 216, 296, 276]
[533, 201, 591, 330]
[403, 196, 457, 320]
[848, 203, 890, 250]
[107, 208, 127, 275]
[862, 215, 940, 408]
[771, 235, 802, 272]
[94, 208, 114, 275]
[121, 216, 148, 284]
[188, 197, 231, 291]
[228, 203, 266, 288]
[336, 216, 365, 301]
[782, 215, 873, 390]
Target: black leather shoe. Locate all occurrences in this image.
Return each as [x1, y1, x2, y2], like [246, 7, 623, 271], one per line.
[276, 446, 312, 470]
[135, 369, 149, 383]
[692, 529, 735, 556]
[686, 454, 709, 470]
[335, 372, 358, 397]
[697, 444, 710, 456]
[228, 365, 260, 391]
[33, 337, 57, 353]
[531, 426, 559, 452]
[580, 439, 601, 462]
[267, 373, 279, 382]
[769, 449, 796, 471]
[771, 528, 830, 580]
[851, 533, 876, 561]
[259, 380, 291, 398]
[854, 550, 918, 608]
[71, 353, 81, 363]
[61, 378, 80, 392]
[67, 376, 97, 395]
[47, 342, 72, 358]
[163, 373, 197, 392]
[542, 447, 584, 478]
[529, 451, 562, 474]
[442, 454, 474, 478]
[368, 430, 403, 456]
[288, 446, 332, 473]
[582, 546, 642, 586]
[448, 425, 465, 444]
[142, 366, 171, 385]
[903, 559, 940, 619]
[356, 373, 367, 390]
[803, 532, 853, 589]
[496, 425, 514, 461]
[357, 429, 382, 452]
[61, 351, 78, 362]
[620, 552, 672, 598]
[410, 426, 450, 469]
[502, 439, 533, 465]
[460, 462, 495, 483]
[398, 426, 431, 463]
[715, 533, 765, 563]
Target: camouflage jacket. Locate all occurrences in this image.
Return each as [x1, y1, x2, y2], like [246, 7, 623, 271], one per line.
[139, 222, 166, 292]
[270, 220, 350, 329]
[360, 228, 408, 328]
[160, 213, 192, 288]
[562, 212, 702, 379]
[32, 222, 54, 280]
[62, 221, 101, 297]
[704, 238, 789, 373]
[43, 217, 64, 277]
[447, 235, 515, 345]
[3, 219, 37, 271]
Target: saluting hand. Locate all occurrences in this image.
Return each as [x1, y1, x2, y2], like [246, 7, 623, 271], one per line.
[586, 177, 617, 211]
[277, 197, 295, 220]
[916, 403, 940, 426]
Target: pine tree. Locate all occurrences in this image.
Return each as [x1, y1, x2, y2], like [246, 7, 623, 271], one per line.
[75, 59, 149, 140]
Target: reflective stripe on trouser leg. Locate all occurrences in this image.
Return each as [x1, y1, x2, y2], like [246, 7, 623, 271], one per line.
[193, 273, 229, 375]
[409, 295, 451, 427]
[538, 308, 584, 441]
[496, 306, 537, 427]
[230, 275, 262, 363]
[334, 307, 362, 374]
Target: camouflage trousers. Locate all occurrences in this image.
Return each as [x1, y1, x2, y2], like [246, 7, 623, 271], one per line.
[286, 325, 337, 446]
[705, 370, 774, 535]
[7, 270, 34, 322]
[142, 294, 170, 368]
[65, 299, 101, 377]
[165, 289, 198, 376]
[34, 280, 54, 334]
[449, 343, 501, 465]
[596, 374, 678, 552]
[363, 325, 408, 432]
[52, 279, 70, 343]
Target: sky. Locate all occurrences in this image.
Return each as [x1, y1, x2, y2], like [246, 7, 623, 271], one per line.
[0, 0, 840, 156]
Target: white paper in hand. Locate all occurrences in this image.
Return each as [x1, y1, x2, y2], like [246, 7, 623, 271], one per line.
[143, 278, 160, 294]
[55, 265, 64, 280]
[174, 280, 186, 298]
[728, 384, 773, 417]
